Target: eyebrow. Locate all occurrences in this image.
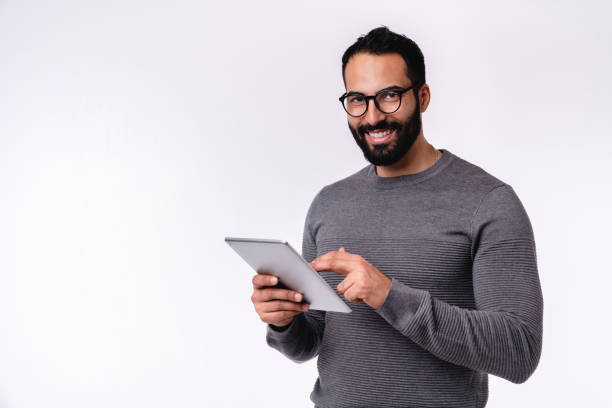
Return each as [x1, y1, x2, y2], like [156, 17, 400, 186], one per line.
[345, 85, 406, 96]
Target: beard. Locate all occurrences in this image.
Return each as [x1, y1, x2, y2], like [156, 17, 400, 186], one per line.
[348, 97, 422, 167]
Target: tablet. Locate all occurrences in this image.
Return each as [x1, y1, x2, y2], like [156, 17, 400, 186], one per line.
[225, 237, 351, 313]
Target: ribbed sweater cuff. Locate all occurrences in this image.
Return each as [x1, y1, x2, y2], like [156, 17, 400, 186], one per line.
[375, 277, 429, 337]
[267, 313, 303, 339]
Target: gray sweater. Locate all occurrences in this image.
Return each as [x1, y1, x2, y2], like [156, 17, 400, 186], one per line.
[266, 148, 543, 408]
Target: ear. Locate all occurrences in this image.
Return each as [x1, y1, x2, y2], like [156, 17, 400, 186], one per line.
[419, 83, 431, 112]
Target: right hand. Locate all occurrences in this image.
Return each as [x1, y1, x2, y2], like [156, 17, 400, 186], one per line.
[251, 273, 310, 328]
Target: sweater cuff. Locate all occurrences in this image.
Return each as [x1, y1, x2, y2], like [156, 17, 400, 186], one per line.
[266, 313, 303, 339]
[374, 277, 428, 337]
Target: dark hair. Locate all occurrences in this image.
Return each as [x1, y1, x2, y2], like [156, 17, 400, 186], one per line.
[341, 26, 426, 89]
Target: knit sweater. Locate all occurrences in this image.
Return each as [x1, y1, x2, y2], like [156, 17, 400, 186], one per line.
[266, 148, 543, 408]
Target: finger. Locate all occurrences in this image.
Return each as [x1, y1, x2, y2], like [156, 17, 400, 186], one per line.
[336, 275, 352, 294]
[310, 249, 357, 266]
[343, 284, 364, 303]
[336, 274, 356, 295]
[311, 252, 359, 276]
[252, 273, 278, 289]
[259, 300, 310, 313]
[253, 288, 304, 303]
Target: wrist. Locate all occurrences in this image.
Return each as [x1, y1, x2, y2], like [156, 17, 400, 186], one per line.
[373, 276, 392, 309]
[269, 320, 293, 332]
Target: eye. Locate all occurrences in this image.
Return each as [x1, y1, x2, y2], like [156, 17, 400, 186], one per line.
[380, 91, 400, 100]
[347, 95, 365, 104]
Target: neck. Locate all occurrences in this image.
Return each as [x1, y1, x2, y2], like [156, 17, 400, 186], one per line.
[375, 133, 441, 178]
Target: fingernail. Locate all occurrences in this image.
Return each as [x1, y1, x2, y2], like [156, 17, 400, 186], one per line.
[270, 277, 277, 284]
[295, 293, 302, 301]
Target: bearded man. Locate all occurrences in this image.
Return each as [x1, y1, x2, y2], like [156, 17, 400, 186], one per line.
[251, 26, 543, 408]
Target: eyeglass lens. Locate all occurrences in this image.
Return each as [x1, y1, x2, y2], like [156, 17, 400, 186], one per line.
[343, 90, 402, 116]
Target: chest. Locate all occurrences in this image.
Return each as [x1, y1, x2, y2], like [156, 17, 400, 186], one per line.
[313, 192, 476, 307]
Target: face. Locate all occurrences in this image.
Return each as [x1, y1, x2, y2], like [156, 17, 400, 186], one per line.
[343, 52, 421, 166]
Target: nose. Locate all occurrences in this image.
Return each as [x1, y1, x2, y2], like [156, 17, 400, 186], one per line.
[363, 100, 387, 127]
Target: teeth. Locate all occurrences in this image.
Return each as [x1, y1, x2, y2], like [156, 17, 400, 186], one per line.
[368, 129, 393, 138]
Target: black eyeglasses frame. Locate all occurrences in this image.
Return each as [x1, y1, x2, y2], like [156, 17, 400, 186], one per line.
[338, 85, 418, 117]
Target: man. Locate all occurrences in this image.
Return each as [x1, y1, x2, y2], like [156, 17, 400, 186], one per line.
[250, 26, 543, 408]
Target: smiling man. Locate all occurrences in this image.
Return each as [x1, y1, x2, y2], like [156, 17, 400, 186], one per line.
[253, 26, 543, 408]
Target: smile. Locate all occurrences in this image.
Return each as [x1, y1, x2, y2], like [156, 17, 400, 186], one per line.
[366, 128, 395, 144]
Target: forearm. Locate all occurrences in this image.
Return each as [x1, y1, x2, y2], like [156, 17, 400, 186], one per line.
[376, 276, 543, 384]
[266, 310, 325, 363]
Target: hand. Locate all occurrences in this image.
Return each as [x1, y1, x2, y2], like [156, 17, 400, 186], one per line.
[251, 273, 310, 328]
[309, 247, 391, 310]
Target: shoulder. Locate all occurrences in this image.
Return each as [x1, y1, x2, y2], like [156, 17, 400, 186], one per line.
[444, 150, 507, 194]
[444, 150, 531, 230]
[446, 151, 528, 213]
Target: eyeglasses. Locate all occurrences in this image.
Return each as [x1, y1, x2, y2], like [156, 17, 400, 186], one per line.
[338, 85, 416, 117]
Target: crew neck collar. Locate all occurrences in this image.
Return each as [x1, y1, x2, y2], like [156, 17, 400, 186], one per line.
[365, 148, 454, 187]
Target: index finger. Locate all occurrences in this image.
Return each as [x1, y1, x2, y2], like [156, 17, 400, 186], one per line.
[311, 251, 356, 276]
[252, 273, 278, 289]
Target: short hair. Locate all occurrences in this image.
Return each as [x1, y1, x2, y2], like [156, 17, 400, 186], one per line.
[341, 26, 426, 89]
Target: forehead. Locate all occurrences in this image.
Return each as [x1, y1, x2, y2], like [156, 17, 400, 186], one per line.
[344, 52, 410, 93]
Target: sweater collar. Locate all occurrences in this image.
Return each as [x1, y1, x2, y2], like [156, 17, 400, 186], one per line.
[365, 148, 454, 187]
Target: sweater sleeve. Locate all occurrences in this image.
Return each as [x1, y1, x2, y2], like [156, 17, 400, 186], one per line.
[265, 191, 327, 363]
[374, 184, 543, 384]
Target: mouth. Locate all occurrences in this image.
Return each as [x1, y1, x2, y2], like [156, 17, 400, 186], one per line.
[365, 128, 395, 145]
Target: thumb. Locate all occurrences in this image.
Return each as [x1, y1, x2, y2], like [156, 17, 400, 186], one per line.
[339, 246, 346, 252]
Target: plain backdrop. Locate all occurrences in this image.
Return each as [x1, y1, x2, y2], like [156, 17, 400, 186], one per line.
[1, 1, 611, 407]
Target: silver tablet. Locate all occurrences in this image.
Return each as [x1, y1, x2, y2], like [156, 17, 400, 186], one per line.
[225, 237, 351, 313]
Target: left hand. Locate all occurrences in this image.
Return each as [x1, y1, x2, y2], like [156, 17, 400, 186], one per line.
[309, 247, 392, 310]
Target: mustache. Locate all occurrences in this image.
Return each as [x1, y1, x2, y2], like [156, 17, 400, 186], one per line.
[358, 121, 401, 135]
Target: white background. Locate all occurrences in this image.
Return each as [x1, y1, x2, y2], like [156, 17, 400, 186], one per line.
[1, 1, 611, 407]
